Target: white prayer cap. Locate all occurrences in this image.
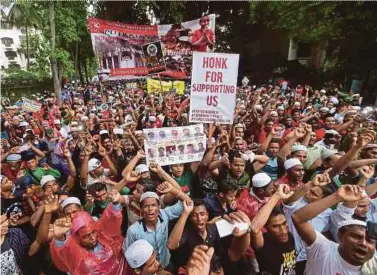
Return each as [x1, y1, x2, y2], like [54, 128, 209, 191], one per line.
[53, 119, 61, 125]
[135, 164, 149, 174]
[270, 111, 278, 116]
[140, 191, 159, 203]
[81, 116, 89, 121]
[320, 107, 329, 112]
[252, 173, 272, 188]
[40, 175, 56, 188]
[61, 197, 81, 210]
[19, 121, 29, 127]
[99, 130, 109, 135]
[292, 144, 307, 153]
[113, 128, 124, 135]
[338, 219, 367, 230]
[320, 89, 326, 94]
[329, 96, 339, 105]
[284, 158, 302, 170]
[88, 158, 101, 172]
[325, 129, 340, 135]
[321, 148, 338, 160]
[124, 239, 154, 269]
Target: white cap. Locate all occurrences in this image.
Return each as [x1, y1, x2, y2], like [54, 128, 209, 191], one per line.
[284, 158, 303, 170]
[70, 121, 79, 127]
[61, 197, 81, 210]
[320, 89, 326, 94]
[113, 128, 124, 135]
[54, 119, 61, 125]
[40, 175, 56, 187]
[277, 106, 285, 111]
[325, 129, 339, 135]
[19, 121, 29, 127]
[149, 116, 156, 122]
[321, 148, 338, 160]
[338, 219, 367, 230]
[140, 191, 160, 203]
[99, 130, 109, 135]
[81, 116, 89, 121]
[135, 164, 149, 174]
[124, 239, 154, 269]
[320, 107, 329, 112]
[252, 173, 272, 188]
[329, 96, 339, 105]
[270, 111, 278, 116]
[292, 144, 307, 153]
[88, 158, 101, 172]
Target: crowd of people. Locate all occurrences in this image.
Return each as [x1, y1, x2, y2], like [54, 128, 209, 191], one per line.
[1, 81, 377, 275]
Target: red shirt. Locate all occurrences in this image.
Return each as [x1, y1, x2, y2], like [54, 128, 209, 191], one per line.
[275, 174, 303, 191]
[192, 28, 215, 52]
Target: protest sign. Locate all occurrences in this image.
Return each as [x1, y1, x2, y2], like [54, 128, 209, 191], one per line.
[143, 124, 206, 166]
[189, 52, 239, 124]
[241, 76, 249, 87]
[22, 97, 41, 113]
[126, 82, 138, 89]
[147, 78, 185, 95]
[88, 15, 215, 79]
[141, 41, 166, 74]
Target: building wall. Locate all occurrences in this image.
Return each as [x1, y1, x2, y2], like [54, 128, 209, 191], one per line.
[0, 25, 29, 70]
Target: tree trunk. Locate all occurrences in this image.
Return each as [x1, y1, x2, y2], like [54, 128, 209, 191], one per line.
[49, 1, 61, 105]
[26, 25, 30, 69]
[84, 58, 90, 84]
[77, 49, 84, 84]
[75, 40, 79, 87]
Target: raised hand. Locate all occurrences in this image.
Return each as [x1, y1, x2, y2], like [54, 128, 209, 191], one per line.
[186, 245, 214, 275]
[149, 162, 161, 173]
[359, 165, 375, 180]
[125, 171, 141, 182]
[293, 127, 306, 139]
[44, 194, 59, 213]
[336, 184, 367, 202]
[275, 184, 294, 200]
[53, 217, 72, 240]
[136, 150, 146, 159]
[156, 181, 174, 194]
[221, 153, 230, 167]
[228, 211, 251, 238]
[183, 200, 194, 215]
[63, 148, 71, 159]
[357, 130, 376, 148]
[98, 145, 107, 156]
[312, 173, 331, 187]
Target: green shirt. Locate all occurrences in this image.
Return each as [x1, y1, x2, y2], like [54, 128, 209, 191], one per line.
[173, 169, 193, 194]
[26, 167, 61, 184]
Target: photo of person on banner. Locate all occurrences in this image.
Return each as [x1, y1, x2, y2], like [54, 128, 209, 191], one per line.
[192, 16, 215, 52]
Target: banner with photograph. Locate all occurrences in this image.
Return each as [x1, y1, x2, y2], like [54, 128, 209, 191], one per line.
[147, 78, 185, 95]
[22, 97, 41, 113]
[143, 124, 206, 166]
[189, 52, 239, 124]
[88, 15, 215, 79]
[141, 41, 166, 74]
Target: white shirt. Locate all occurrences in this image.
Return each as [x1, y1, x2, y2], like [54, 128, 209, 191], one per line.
[284, 198, 332, 262]
[305, 231, 361, 275]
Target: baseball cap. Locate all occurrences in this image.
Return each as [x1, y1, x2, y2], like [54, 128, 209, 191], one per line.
[140, 191, 159, 203]
[60, 197, 81, 210]
[88, 158, 101, 172]
[252, 173, 272, 188]
[40, 175, 56, 188]
[135, 164, 149, 174]
[284, 158, 302, 170]
[124, 239, 154, 269]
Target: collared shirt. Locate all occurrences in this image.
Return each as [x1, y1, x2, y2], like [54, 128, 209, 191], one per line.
[125, 201, 183, 268]
[204, 195, 233, 220]
[236, 188, 269, 220]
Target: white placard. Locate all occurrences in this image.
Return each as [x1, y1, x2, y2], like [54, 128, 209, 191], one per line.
[189, 52, 239, 124]
[215, 219, 249, 238]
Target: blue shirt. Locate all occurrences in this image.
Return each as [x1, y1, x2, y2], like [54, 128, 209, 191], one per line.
[124, 201, 183, 268]
[261, 151, 278, 180]
[204, 195, 233, 220]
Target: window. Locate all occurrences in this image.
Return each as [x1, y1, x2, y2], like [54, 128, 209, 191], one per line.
[19, 35, 27, 44]
[5, 51, 17, 60]
[0, 21, 12, 29]
[1, 37, 14, 47]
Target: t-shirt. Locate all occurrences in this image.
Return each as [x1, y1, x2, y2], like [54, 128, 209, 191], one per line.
[254, 232, 296, 275]
[173, 169, 193, 194]
[304, 231, 362, 275]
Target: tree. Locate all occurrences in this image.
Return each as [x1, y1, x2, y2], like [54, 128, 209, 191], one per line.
[8, 0, 41, 69]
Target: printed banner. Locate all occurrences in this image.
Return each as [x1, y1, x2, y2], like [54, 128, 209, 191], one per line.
[126, 82, 138, 89]
[141, 41, 166, 74]
[88, 15, 215, 79]
[143, 124, 206, 166]
[147, 78, 185, 95]
[22, 97, 41, 113]
[189, 52, 239, 124]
